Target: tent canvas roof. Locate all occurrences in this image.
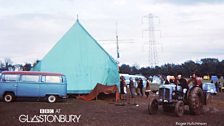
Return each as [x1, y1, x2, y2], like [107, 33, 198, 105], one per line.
[32, 19, 120, 94]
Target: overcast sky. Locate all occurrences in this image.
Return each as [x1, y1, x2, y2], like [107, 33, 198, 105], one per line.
[0, 0, 224, 67]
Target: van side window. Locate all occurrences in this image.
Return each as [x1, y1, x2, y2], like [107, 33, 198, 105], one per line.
[42, 76, 62, 83]
[21, 75, 39, 82]
[2, 74, 18, 82]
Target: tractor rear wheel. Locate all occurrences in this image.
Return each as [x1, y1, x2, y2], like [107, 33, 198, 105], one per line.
[188, 87, 204, 115]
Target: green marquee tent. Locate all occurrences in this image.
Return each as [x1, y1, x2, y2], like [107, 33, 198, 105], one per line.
[32, 19, 120, 94]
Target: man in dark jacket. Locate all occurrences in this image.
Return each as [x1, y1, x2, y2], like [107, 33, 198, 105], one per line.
[178, 74, 188, 90]
[120, 76, 126, 95]
[138, 78, 144, 96]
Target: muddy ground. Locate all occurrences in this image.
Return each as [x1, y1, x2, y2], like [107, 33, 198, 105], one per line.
[0, 93, 224, 126]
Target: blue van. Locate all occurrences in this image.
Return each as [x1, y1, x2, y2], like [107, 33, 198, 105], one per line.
[0, 71, 67, 103]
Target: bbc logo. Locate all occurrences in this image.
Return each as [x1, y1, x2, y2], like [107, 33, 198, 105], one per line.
[40, 109, 54, 114]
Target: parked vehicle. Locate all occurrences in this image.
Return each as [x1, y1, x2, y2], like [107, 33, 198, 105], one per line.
[150, 76, 163, 93]
[202, 83, 217, 95]
[211, 75, 218, 83]
[148, 82, 211, 117]
[120, 74, 146, 87]
[0, 71, 67, 103]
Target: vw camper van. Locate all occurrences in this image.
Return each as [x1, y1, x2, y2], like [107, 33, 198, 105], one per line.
[0, 71, 67, 103]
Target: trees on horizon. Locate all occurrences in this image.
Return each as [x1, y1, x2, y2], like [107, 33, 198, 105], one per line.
[119, 58, 224, 78]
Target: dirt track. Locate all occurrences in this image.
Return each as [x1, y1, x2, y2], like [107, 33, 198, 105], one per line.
[0, 93, 224, 126]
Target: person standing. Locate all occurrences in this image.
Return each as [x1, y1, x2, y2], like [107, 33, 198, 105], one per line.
[138, 78, 144, 96]
[136, 78, 140, 96]
[145, 79, 151, 98]
[215, 81, 219, 93]
[120, 76, 127, 99]
[129, 77, 135, 98]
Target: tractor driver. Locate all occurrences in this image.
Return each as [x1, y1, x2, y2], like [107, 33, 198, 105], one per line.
[177, 74, 188, 94]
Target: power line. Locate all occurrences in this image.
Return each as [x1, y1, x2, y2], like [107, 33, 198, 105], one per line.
[97, 22, 135, 59]
[142, 13, 160, 67]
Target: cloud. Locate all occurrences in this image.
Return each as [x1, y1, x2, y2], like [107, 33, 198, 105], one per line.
[147, 0, 224, 5]
[0, 0, 224, 67]
[0, 13, 73, 63]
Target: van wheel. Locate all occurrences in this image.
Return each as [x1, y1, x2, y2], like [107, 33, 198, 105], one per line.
[47, 95, 57, 103]
[4, 93, 15, 103]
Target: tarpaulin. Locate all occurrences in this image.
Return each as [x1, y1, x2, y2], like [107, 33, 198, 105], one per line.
[79, 83, 120, 102]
